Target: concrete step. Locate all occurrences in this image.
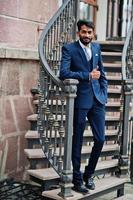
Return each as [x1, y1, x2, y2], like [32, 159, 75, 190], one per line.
[108, 88, 121, 94]
[42, 176, 128, 200]
[24, 144, 119, 160]
[99, 41, 124, 45]
[102, 52, 122, 63]
[27, 159, 118, 182]
[25, 129, 118, 149]
[25, 128, 119, 149]
[104, 63, 121, 72]
[102, 52, 122, 57]
[33, 99, 121, 108]
[99, 40, 124, 53]
[107, 75, 122, 82]
[25, 129, 119, 140]
[27, 114, 120, 122]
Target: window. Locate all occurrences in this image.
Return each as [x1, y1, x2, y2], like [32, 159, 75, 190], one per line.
[79, 2, 93, 20]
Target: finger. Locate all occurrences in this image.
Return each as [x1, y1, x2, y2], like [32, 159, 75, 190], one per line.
[93, 66, 99, 71]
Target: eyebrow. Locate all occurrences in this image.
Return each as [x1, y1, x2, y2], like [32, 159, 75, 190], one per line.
[81, 30, 93, 33]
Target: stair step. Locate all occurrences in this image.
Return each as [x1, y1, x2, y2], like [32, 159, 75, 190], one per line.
[33, 99, 121, 107]
[102, 52, 122, 63]
[106, 102, 120, 107]
[104, 63, 122, 72]
[27, 114, 120, 122]
[99, 41, 124, 45]
[99, 41, 124, 53]
[108, 88, 121, 94]
[102, 52, 122, 56]
[42, 176, 128, 200]
[28, 167, 59, 181]
[24, 148, 45, 159]
[107, 75, 122, 81]
[25, 129, 119, 140]
[24, 144, 119, 159]
[27, 159, 118, 181]
[114, 194, 133, 200]
[25, 130, 39, 139]
[27, 114, 38, 121]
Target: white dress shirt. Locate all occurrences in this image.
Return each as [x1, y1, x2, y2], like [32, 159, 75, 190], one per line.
[79, 40, 92, 60]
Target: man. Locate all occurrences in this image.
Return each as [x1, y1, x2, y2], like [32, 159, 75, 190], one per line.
[59, 20, 108, 194]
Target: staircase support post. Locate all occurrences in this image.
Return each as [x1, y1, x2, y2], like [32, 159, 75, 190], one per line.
[130, 115, 133, 182]
[73, 0, 80, 40]
[59, 79, 78, 198]
[120, 86, 132, 176]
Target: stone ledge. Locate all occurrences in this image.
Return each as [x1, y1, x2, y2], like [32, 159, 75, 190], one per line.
[0, 45, 39, 60]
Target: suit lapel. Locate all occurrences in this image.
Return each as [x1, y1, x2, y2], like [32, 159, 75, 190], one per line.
[75, 41, 89, 65]
[91, 43, 97, 69]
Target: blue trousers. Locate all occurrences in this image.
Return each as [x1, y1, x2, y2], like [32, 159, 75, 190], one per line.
[72, 97, 105, 185]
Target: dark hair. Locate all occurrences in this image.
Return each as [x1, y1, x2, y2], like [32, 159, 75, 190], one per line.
[77, 19, 95, 31]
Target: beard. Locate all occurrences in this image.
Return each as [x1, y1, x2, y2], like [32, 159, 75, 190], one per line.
[79, 37, 92, 46]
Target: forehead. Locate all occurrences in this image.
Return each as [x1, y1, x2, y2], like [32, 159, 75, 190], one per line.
[80, 25, 93, 32]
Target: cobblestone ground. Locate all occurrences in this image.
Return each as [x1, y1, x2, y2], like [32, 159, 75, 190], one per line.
[94, 183, 133, 200]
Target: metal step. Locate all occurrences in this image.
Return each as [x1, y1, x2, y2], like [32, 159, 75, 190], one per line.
[42, 176, 128, 200]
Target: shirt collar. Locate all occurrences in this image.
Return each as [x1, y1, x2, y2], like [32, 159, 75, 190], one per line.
[79, 40, 91, 49]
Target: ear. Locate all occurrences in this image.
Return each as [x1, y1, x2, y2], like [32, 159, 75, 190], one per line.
[77, 31, 79, 37]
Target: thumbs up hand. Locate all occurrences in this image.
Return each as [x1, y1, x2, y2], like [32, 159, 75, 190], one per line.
[90, 66, 100, 80]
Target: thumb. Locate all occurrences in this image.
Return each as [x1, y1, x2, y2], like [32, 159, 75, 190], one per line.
[93, 66, 98, 71]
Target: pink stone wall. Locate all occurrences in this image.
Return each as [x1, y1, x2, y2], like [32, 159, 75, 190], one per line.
[0, 0, 60, 180]
[0, 47, 39, 180]
[0, 0, 60, 48]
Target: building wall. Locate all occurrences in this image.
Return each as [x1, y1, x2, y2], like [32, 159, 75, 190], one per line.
[0, 0, 60, 48]
[0, 0, 61, 180]
[96, 0, 107, 41]
[0, 47, 39, 180]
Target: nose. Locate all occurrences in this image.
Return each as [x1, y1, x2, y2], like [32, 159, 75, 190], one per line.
[85, 32, 89, 37]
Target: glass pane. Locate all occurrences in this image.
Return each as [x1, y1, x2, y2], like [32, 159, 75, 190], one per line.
[79, 2, 93, 21]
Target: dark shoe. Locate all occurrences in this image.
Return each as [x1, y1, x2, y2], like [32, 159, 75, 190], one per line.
[83, 176, 95, 190]
[72, 184, 89, 194]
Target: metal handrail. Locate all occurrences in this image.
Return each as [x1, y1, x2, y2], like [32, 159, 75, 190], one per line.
[122, 20, 133, 82]
[38, 0, 72, 88]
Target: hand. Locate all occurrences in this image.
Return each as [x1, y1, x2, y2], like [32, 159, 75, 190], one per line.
[90, 66, 100, 80]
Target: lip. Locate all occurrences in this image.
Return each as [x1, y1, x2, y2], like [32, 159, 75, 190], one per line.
[83, 38, 90, 41]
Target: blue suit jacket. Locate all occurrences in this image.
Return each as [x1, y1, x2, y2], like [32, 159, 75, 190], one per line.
[59, 41, 108, 108]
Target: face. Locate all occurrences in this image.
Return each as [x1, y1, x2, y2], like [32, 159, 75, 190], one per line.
[77, 25, 94, 46]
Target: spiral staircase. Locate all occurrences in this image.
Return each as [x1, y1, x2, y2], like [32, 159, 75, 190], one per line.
[24, 0, 133, 199]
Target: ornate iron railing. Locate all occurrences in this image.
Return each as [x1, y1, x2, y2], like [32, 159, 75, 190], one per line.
[37, 0, 132, 197]
[106, 0, 133, 39]
[119, 20, 133, 174]
[38, 0, 79, 197]
[122, 20, 133, 83]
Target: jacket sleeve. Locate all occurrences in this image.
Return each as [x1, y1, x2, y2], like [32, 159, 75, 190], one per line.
[98, 44, 108, 94]
[59, 45, 89, 81]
